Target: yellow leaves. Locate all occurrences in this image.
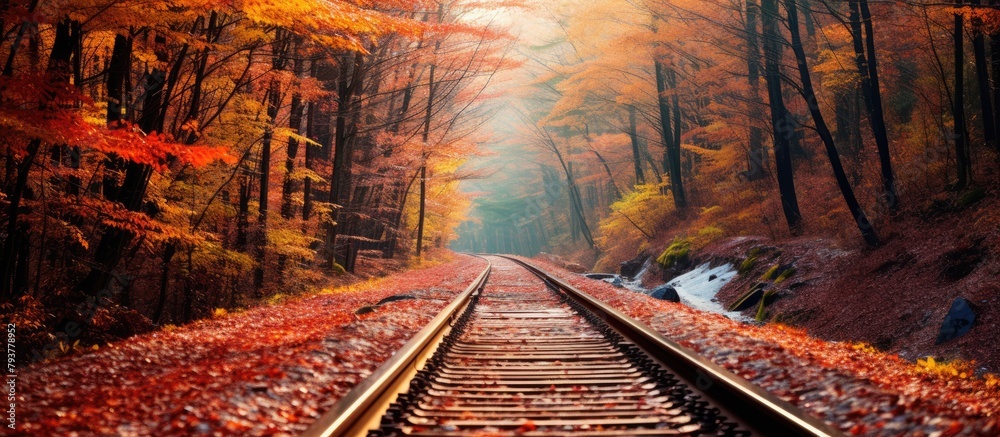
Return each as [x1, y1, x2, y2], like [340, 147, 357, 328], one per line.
[851, 342, 879, 355]
[916, 356, 974, 380]
[267, 228, 318, 261]
[596, 184, 675, 265]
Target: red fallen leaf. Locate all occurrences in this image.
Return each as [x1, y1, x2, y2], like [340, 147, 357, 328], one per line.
[942, 421, 964, 437]
[516, 420, 538, 432]
[548, 384, 557, 391]
[460, 411, 476, 420]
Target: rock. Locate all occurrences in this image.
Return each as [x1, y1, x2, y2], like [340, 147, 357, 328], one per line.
[584, 273, 617, 280]
[708, 274, 718, 281]
[377, 294, 416, 305]
[650, 284, 680, 302]
[565, 263, 587, 273]
[936, 297, 978, 344]
[728, 283, 767, 311]
[620, 254, 649, 280]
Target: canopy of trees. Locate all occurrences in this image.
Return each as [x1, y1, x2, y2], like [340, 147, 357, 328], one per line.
[1, 0, 516, 355]
[453, 0, 1000, 270]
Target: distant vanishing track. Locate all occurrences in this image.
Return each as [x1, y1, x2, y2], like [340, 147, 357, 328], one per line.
[303, 256, 841, 436]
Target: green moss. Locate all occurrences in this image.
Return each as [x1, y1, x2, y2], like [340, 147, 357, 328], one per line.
[697, 225, 724, 240]
[331, 263, 347, 275]
[739, 256, 757, 275]
[656, 238, 691, 269]
[738, 247, 763, 275]
[761, 264, 780, 280]
[755, 289, 779, 322]
[774, 267, 796, 284]
[728, 282, 766, 311]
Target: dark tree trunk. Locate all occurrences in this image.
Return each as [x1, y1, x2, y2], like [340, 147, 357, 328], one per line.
[744, 0, 767, 181]
[971, 0, 997, 147]
[654, 60, 686, 208]
[325, 53, 363, 267]
[416, 38, 439, 257]
[236, 174, 251, 250]
[281, 40, 304, 220]
[785, 0, 878, 246]
[255, 81, 280, 289]
[628, 105, 645, 185]
[762, 0, 803, 232]
[416, 165, 427, 254]
[0, 140, 40, 301]
[850, 0, 899, 210]
[103, 34, 131, 198]
[991, 0, 1000, 144]
[955, 0, 971, 189]
[153, 243, 176, 323]
[255, 31, 289, 288]
[551, 145, 594, 247]
[77, 32, 163, 298]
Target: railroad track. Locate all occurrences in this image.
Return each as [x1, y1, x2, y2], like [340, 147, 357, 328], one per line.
[303, 256, 841, 436]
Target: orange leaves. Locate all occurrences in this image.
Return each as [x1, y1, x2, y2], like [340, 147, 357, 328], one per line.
[17, 256, 488, 435]
[515, 419, 537, 432]
[0, 73, 229, 171]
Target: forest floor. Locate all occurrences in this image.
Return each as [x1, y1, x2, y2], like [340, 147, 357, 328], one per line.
[521, 256, 1000, 435]
[700, 188, 1000, 373]
[13, 255, 488, 436]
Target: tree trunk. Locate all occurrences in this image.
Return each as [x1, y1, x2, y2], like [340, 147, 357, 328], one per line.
[325, 53, 363, 267]
[654, 60, 686, 208]
[991, 0, 1000, 145]
[971, 0, 997, 147]
[785, 0, 878, 246]
[79, 23, 161, 300]
[153, 243, 176, 323]
[762, 0, 803, 232]
[416, 165, 427, 255]
[255, 81, 280, 289]
[0, 140, 40, 301]
[744, 0, 767, 181]
[281, 40, 304, 220]
[955, 0, 971, 189]
[416, 35, 439, 256]
[850, 0, 899, 210]
[628, 105, 645, 185]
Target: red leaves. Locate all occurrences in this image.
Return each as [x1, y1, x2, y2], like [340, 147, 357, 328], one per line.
[515, 419, 537, 433]
[18, 256, 487, 435]
[519, 256, 1000, 434]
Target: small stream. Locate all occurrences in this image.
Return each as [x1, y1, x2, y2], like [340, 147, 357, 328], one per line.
[590, 262, 750, 322]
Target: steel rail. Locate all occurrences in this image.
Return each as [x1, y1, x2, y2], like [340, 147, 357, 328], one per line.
[500, 255, 842, 437]
[301, 259, 492, 437]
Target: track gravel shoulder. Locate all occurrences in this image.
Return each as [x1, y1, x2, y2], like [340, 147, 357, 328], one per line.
[518, 256, 1000, 436]
[16, 255, 488, 436]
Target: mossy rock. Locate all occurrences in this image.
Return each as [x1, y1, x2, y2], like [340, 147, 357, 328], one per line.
[377, 294, 416, 305]
[656, 238, 691, 269]
[761, 264, 781, 280]
[774, 267, 796, 284]
[755, 289, 779, 322]
[729, 282, 767, 311]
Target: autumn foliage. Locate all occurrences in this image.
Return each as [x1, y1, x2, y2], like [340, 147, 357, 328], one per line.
[0, 0, 516, 357]
[452, 0, 1000, 272]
